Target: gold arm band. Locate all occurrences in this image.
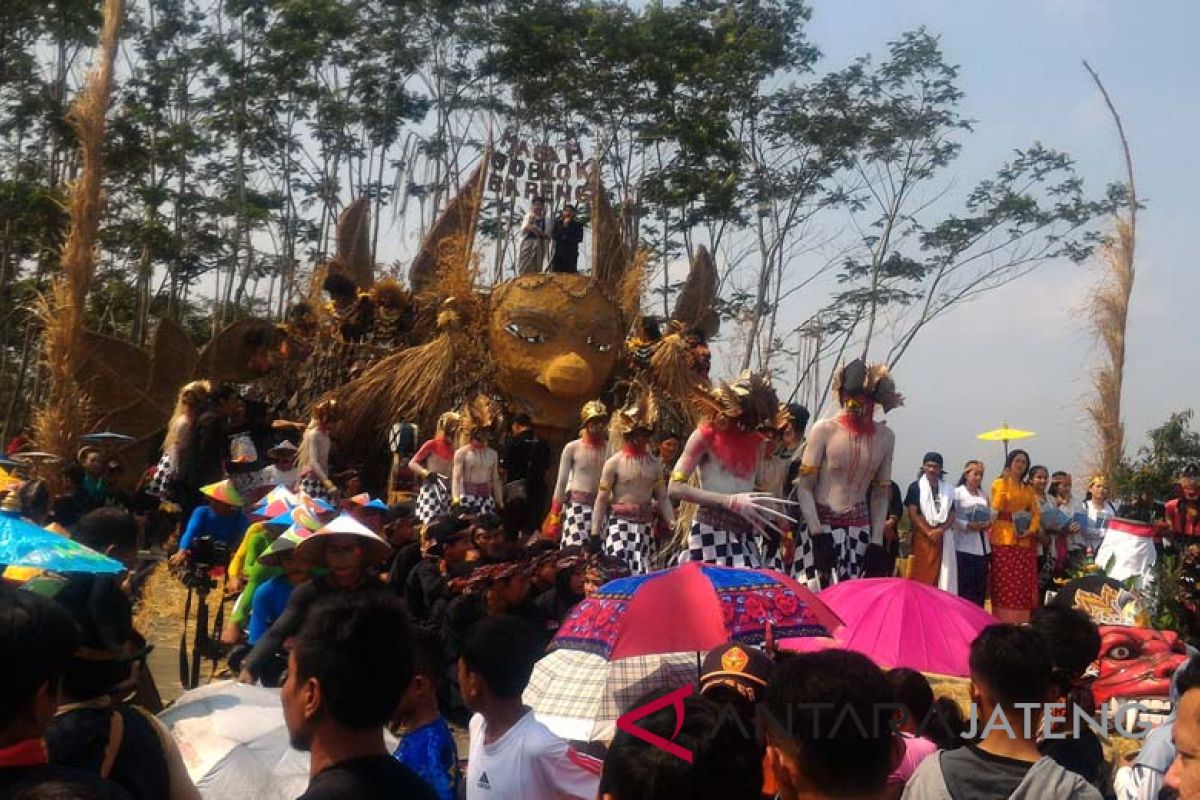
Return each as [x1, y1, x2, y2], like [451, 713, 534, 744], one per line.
[598, 483, 611, 492]
[799, 465, 819, 476]
[670, 471, 688, 483]
[872, 480, 891, 488]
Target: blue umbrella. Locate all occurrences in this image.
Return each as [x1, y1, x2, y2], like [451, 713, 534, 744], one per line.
[0, 510, 124, 574]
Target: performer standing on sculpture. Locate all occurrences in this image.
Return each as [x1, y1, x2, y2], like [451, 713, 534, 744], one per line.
[296, 399, 339, 502]
[452, 403, 504, 517]
[547, 401, 610, 549]
[593, 401, 675, 574]
[669, 372, 795, 569]
[793, 360, 901, 589]
[410, 412, 461, 524]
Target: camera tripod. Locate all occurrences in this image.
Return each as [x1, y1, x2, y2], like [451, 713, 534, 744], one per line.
[178, 567, 228, 690]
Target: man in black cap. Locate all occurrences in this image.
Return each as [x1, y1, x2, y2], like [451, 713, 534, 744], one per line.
[383, 501, 421, 591]
[700, 643, 775, 725]
[904, 452, 955, 587]
[405, 516, 474, 630]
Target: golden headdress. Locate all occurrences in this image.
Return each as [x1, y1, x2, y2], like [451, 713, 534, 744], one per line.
[580, 400, 609, 426]
[831, 358, 904, 413]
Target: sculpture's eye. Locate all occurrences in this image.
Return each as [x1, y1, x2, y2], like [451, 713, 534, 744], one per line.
[505, 322, 547, 345]
[587, 335, 612, 353]
[1108, 645, 1133, 660]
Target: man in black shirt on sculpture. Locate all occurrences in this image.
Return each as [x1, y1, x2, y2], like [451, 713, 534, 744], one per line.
[283, 592, 436, 800]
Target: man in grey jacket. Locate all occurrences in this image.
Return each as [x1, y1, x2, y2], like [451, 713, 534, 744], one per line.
[903, 624, 1101, 800]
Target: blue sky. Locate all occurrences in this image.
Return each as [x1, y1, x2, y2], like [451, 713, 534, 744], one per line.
[789, 0, 1199, 486]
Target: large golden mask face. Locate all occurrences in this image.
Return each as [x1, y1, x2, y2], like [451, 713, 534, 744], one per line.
[488, 274, 621, 430]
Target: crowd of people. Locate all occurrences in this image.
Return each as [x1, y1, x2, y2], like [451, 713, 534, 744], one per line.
[6, 346, 1200, 799]
[17, 557, 1200, 799]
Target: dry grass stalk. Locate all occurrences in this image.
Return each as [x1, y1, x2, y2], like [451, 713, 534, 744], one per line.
[1085, 216, 1134, 479]
[1082, 61, 1137, 481]
[617, 249, 648, 329]
[590, 168, 631, 288]
[33, 0, 125, 465]
[333, 232, 490, 445]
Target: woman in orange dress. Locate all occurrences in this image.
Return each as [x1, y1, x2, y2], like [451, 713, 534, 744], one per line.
[989, 449, 1041, 623]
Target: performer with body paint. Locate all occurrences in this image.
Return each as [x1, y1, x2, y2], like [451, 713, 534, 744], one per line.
[451, 401, 504, 516]
[592, 400, 674, 574]
[548, 401, 610, 549]
[793, 359, 901, 589]
[410, 412, 460, 524]
[668, 372, 795, 569]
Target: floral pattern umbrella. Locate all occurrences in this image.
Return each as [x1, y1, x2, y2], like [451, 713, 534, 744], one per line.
[554, 562, 841, 660]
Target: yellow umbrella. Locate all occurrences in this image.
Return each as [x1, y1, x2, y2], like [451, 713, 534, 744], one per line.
[976, 423, 1035, 457]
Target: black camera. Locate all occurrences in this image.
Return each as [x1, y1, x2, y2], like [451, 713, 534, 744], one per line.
[189, 536, 232, 570]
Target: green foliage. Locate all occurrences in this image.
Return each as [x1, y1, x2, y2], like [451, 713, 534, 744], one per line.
[1114, 410, 1200, 501]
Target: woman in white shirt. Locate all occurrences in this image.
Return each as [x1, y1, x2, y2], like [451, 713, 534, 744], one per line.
[1080, 475, 1117, 555]
[949, 460, 991, 606]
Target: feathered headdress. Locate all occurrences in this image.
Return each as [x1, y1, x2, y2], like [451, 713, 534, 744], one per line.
[460, 394, 499, 435]
[612, 393, 657, 436]
[831, 359, 904, 413]
[694, 371, 780, 431]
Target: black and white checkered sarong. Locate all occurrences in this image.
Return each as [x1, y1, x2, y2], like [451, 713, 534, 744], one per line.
[792, 521, 871, 590]
[416, 478, 450, 524]
[561, 501, 594, 549]
[756, 533, 787, 573]
[146, 452, 173, 498]
[679, 519, 761, 569]
[458, 493, 497, 516]
[604, 516, 656, 575]
[298, 473, 333, 502]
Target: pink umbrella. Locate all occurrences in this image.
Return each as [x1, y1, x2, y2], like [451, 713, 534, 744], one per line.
[778, 578, 997, 677]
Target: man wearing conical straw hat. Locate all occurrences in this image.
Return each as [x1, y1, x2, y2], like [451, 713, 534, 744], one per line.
[169, 479, 249, 568]
[793, 359, 901, 589]
[238, 513, 390, 685]
[592, 399, 673, 575]
[546, 400, 610, 549]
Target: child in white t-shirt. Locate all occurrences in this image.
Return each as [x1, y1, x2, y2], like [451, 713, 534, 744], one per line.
[460, 616, 600, 799]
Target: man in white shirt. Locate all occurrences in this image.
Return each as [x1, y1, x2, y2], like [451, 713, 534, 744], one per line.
[461, 617, 600, 799]
[518, 196, 551, 275]
[257, 440, 299, 490]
